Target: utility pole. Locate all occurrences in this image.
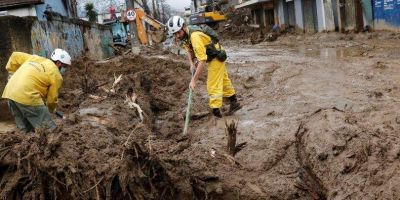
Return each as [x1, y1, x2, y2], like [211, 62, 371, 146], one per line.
[126, 0, 141, 55]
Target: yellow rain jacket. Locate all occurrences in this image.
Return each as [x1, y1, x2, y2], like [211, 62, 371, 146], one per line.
[2, 52, 63, 112]
[182, 31, 236, 108]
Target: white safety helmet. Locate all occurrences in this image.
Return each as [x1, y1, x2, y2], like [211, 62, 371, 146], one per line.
[51, 48, 71, 65]
[167, 16, 185, 35]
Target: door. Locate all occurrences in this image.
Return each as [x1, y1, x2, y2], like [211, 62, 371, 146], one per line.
[339, 0, 346, 32]
[354, 0, 364, 32]
[287, 0, 296, 27]
[303, 0, 317, 33]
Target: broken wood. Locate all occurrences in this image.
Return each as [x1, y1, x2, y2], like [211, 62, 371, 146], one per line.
[226, 120, 238, 156]
[210, 148, 243, 167]
[110, 74, 123, 93]
[125, 89, 144, 122]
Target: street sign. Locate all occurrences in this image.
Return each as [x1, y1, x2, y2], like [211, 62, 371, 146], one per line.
[126, 9, 136, 21]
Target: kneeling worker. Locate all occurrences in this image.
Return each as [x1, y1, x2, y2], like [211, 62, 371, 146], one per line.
[167, 16, 242, 118]
[2, 49, 71, 132]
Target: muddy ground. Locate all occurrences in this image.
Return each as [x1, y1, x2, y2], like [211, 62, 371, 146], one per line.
[1, 31, 400, 199]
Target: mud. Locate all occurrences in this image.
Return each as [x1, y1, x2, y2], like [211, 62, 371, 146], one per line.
[0, 52, 206, 199]
[1, 31, 400, 199]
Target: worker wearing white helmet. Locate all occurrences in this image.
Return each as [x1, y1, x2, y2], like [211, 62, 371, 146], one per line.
[167, 16, 241, 118]
[2, 48, 71, 132]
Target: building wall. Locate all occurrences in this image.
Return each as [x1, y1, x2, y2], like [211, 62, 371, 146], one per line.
[294, 0, 304, 31]
[35, 0, 69, 20]
[31, 21, 84, 58]
[0, 16, 114, 95]
[281, 0, 296, 28]
[0, 16, 34, 99]
[1, 6, 37, 17]
[286, 1, 296, 27]
[362, 0, 373, 27]
[343, 0, 356, 30]
[303, 0, 317, 33]
[373, 0, 400, 31]
[316, 0, 324, 31]
[332, 0, 339, 30]
[274, 0, 286, 29]
[323, 0, 335, 31]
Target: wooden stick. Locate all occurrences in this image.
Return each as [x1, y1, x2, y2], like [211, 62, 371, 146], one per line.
[82, 177, 104, 193]
[121, 123, 142, 159]
[225, 120, 238, 156]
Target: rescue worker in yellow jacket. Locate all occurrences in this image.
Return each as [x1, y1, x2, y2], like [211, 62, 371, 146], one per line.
[2, 49, 71, 132]
[167, 16, 241, 118]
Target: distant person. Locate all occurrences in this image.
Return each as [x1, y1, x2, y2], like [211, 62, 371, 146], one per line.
[2, 49, 71, 132]
[167, 16, 242, 118]
[243, 15, 249, 25]
[272, 24, 280, 33]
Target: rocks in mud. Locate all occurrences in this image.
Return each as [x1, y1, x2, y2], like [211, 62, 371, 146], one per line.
[250, 32, 279, 44]
[375, 61, 388, 69]
[317, 152, 328, 161]
[396, 116, 400, 124]
[332, 144, 346, 156]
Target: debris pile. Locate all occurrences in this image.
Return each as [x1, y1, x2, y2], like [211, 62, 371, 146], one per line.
[0, 51, 206, 199]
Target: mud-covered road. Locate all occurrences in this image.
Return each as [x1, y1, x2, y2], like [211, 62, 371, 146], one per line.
[1, 32, 399, 199]
[163, 32, 400, 199]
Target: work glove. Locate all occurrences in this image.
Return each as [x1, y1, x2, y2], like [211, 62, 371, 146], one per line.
[7, 73, 13, 81]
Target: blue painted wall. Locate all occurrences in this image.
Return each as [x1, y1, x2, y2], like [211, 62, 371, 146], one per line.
[373, 0, 400, 30]
[35, 0, 69, 21]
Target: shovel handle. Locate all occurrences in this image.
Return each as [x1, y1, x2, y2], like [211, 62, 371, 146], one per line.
[183, 69, 196, 135]
[55, 111, 65, 119]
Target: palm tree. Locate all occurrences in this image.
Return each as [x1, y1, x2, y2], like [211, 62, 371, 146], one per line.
[85, 3, 98, 23]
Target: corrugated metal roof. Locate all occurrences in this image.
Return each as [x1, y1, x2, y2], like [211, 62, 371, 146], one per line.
[235, 0, 272, 9]
[0, 0, 44, 9]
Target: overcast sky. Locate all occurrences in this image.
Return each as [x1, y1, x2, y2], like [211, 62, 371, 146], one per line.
[166, 0, 191, 11]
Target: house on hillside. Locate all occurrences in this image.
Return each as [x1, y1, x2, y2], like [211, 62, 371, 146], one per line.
[0, 0, 76, 20]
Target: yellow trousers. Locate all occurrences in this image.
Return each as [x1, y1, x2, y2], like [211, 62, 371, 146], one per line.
[207, 59, 236, 108]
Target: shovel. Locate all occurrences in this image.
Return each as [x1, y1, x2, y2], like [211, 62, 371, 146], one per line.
[183, 69, 196, 135]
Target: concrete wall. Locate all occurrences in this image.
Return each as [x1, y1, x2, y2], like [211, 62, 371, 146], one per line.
[0, 16, 34, 99]
[316, 0, 324, 31]
[373, 0, 400, 31]
[362, 0, 373, 27]
[315, 0, 336, 32]
[323, 0, 336, 31]
[303, 0, 317, 33]
[0, 16, 114, 95]
[30, 19, 114, 59]
[273, 0, 285, 28]
[342, 0, 356, 31]
[294, 0, 304, 31]
[332, 0, 339, 30]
